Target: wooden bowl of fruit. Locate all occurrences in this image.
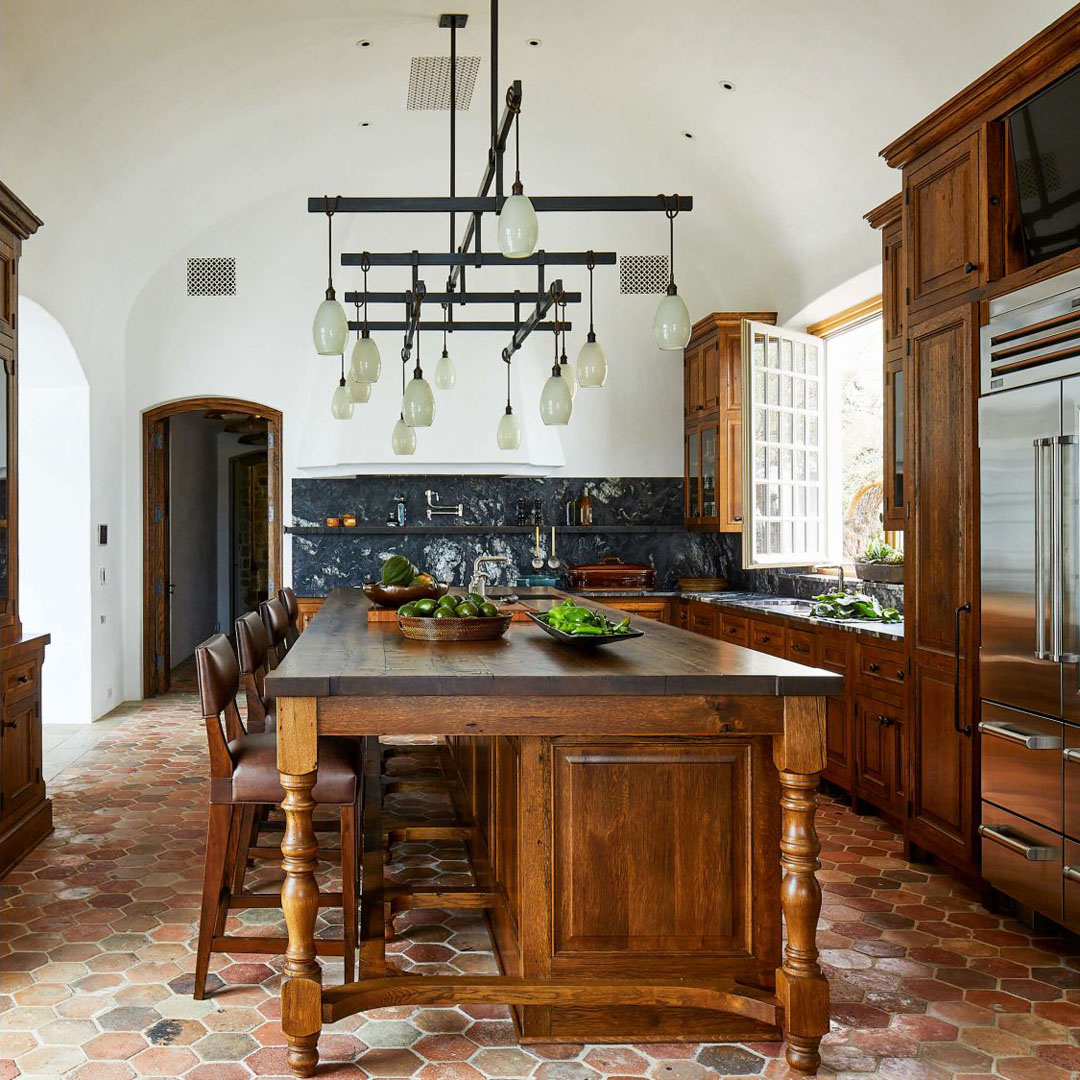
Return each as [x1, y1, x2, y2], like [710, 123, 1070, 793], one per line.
[363, 556, 448, 608]
[396, 592, 512, 642]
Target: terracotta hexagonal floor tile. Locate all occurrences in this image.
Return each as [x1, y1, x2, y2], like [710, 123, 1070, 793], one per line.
[129, 1045, 199, 1076]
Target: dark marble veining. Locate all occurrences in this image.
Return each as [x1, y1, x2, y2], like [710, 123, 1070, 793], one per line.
[734, 568, 905, 614]
[290, 476, 735, 594]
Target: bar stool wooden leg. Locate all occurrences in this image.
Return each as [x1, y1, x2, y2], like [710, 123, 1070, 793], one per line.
[340, 803, 357, 983]
[230, 805, 257, 895]
[195, 802, 237, 1000]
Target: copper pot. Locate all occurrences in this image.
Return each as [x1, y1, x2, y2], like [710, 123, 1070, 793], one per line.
[567, 556, 655, 591]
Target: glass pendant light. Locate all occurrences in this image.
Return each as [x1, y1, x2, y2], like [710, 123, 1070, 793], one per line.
[497, 100, 538, 258]
[313, 198, 350, 355]
[349, 257, 382, 383]
[401, 331, 435, 427]
[577, 252, 607, 387]
[540, 322, 573, 426]
[653, 195, 692, 351]
[391, 348, 416, 454]
[496, 355, 523, 450]
[434, 318, 456, 390]
[557, 300, 576, 400]
[346, 302, 372, 403]
[331, 356, 354, 420]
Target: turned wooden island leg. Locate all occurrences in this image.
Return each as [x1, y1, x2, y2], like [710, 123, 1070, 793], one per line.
[775, 697, 830, 1074]
[277, 697, 323, 1078]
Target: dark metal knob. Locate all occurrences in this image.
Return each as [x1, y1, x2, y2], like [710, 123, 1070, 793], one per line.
[2, 718, 17, 730]
[869, 663, 879, 672]
[16, 675, 28, 684]
[897, 669, 904, 680]
[964, 261, 977, 273]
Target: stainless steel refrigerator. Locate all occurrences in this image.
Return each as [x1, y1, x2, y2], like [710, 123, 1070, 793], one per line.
[979, 266, 1080, 926]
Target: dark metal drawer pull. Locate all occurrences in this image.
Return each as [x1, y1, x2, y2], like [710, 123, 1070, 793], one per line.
[978, 824, 1057, 861]
[978, 721, 1062, 750]
[16, 674, 28, 684]
[868, 662, 879, 672]
[1065, 866, 1080, 884]
[2, 718, 17, 731]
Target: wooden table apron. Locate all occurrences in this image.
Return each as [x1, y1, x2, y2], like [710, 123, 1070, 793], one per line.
[266, 590, 835, 1078]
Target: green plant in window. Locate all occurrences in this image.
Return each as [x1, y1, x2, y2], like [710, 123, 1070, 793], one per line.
[859, 538, 903, 565]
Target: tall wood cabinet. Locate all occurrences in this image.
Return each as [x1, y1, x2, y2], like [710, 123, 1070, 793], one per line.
[0, 183, 51, 878]
[683, 312, 775, 531]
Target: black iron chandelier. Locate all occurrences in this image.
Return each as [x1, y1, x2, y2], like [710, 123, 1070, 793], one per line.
[309, 2, 694, 453]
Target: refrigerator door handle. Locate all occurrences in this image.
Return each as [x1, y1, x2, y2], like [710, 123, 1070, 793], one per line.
[1053, 436, 1064, 662]
[1058, 434, 1080, 664]
[1035, 438, 1049, 660]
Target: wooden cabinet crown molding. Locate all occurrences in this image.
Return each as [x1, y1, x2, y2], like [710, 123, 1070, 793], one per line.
[864, 193, 903, 231]
[880, 8, 1080, 169]
[0, 183, 43, 240]
[687, 310, 776, 347]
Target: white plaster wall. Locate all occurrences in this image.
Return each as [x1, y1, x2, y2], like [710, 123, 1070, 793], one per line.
[18, 300, 93, 724]
[168, 413, 219, 665]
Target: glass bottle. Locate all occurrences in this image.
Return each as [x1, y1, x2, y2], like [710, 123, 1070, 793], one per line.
[578, 486, 593, 526]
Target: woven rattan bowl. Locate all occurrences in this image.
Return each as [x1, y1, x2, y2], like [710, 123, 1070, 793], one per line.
[396, 613, 513, 642]
[363, 580, 449, 608]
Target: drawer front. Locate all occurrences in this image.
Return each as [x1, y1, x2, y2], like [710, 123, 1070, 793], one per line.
[980, 702, 1063, 833]
[1065, 839, 1080, 932]
[750, 620, 785, 658]
[857, 642, 906, 693]
[1064, 725, 1080, 841]
[676, 601, 689, 631]
[719, 614, 748, 645]
[688, 602, 718, 638]
[819, 634, 851, 673]
[2, 657, 40, 707]
[786, 628, 816, 665]
[980, 803, 1062, 923]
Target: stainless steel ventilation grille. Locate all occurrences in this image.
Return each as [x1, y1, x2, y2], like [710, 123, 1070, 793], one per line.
[187, 257, 236, 296]
[408, 56, 480, 110]
[619, 254, 669, 294]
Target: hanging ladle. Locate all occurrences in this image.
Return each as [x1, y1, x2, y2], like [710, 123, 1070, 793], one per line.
[532, 525, 545, 570]
[547, 525, 561, 570]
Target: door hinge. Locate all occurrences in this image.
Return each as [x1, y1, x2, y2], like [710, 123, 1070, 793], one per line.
[268, 505, 275, 524]
[267, 432, 275, 449]
[904, 188, 909, 204]
[884, 245, 889, 261]
[905, 338, 910, 356]
[268, 578, 276, 596]
[35, 767, 41, 783]
[907, 798, 913, 816]
[905, 287, 910, 305]
[0, 792, 4, 812]
[154, 506, 164, 524]
[155, 653, 165, 670]
[155, 578, 164, 597]
[155, 432, 164, 451]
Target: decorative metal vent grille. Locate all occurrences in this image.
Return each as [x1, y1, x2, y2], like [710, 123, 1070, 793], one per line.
[186, 257, 236, 296]
[407, 55, 480, 110]
[1015, 152, 1062, 199]
[619, 254, 669, 294]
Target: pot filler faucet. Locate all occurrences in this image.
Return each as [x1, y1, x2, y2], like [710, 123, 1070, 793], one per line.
[425, 489, 463, 520]
[470, 554, 510, 599]
[814, 564, 846, 593]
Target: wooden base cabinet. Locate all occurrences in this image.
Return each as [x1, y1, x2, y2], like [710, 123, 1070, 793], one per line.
[1, 634, 51, 877]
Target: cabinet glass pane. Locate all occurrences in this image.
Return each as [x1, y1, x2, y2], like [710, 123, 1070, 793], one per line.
[701, 426, 717, 519]
[0, 365, 7, 603]
[893, 368, 905, 509]
[687, 431, 700, 519]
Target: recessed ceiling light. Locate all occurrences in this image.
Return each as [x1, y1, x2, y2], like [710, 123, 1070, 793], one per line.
[359, 121, 371, 127]
[682, 131, 694, 140]
[527, 38, 542, 46]
[356, 39, 372, 48]
[719, 79, 736, 91]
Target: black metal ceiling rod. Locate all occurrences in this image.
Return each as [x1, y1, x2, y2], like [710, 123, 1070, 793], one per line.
[502, 280, 563, 361]
[308, 195, 694, 214]
[349, 320, 568, 333]
[343, 290, 581, 305]
[342, 251, 615, 267]
[401, 281, 427, 359]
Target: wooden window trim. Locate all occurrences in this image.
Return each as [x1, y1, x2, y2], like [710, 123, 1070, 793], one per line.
[806, 295, 883, 340]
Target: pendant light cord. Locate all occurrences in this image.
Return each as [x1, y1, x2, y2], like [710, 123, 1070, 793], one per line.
[507, 88, 523, 194]
[663, 195, 682, 289]
[360, 253, 371, 331]
[324, 196, 339, 297]
[587, 251, 595, 335]
[505, 356, 512, 410]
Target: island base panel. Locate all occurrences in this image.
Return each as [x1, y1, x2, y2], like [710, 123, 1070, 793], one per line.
[515, 1007, 781, 1044]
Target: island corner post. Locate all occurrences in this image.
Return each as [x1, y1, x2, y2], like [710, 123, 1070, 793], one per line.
[268, 590, 835, 1078]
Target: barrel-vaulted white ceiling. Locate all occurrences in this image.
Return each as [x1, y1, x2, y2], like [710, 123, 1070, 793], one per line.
[3, 0, 1075, 335]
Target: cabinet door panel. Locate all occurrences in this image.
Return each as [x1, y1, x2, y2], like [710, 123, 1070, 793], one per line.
[700, 423, 718, 524]
[721, 325, 742, 411]
[684, 428, 701, 524]
[882, 220, 904, 360]
[722, 413, 743, 531]
[906, 133, 981, 311]
[1, 698, 40, 822]
[702, 338, 720, 412]
[882, 358, 906, 531]
[824, 694, 853, 790]
[684, 346, 703, 416]
[855, 695, 902, 810]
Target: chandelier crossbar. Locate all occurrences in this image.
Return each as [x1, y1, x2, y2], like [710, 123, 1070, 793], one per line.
[341, 251, 615, 267]
[308, 195, 693, 214]
[343, 291, 581, 305]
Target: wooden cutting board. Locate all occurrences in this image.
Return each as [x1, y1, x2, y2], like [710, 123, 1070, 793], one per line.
[367, 600, 535, 623]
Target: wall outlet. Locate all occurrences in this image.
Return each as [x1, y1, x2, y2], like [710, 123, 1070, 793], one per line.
[100, 614, 106, 624]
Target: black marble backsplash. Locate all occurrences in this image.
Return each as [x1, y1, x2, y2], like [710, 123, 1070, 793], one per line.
[740, 568, 904, 613]
[290, 475, 737, 594]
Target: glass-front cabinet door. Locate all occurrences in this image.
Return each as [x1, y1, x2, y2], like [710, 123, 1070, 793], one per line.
[685, 427, 701, 523]
[882, 357, 905, 531]
[0, 346, 10, 613]
[701, 423, 718, 522]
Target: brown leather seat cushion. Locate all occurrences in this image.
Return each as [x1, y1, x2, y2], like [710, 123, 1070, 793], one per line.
[210, 733, 358, 805]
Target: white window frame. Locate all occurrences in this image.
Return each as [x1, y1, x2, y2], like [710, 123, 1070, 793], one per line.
[740, 320, 831, 569]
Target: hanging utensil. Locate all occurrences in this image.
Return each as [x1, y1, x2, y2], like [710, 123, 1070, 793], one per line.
[532, 525, 545, 569]
[547, 525, 561, 570]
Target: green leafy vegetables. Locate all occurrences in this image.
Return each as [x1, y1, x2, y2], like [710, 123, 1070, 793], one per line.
[811, 592, 901, 624]
[536, 598, 634, 637]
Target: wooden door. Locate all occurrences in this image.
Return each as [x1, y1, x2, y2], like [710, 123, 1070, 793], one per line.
[0, 697, 42, 824]
[882, 357, 906, 532]
[684, 344, 703, 416]
[699, 421, 719, 525]
[906, 305, 978, 869]
[819, 633, 853, 790]
[144, 417, 170, 696]
[882, 219, 904, 360]
[721, 413, 743, 531]
[855, 695, 902, 811]
[905, 132, 981, 313]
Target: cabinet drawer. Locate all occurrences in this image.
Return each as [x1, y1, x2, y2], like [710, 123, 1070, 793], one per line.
[750, 620, 785, 657]
[857, 643, 906, 693]
[604, 599, 670, 623]
[1063, 726, 1080, 842]
[980, 803, 1062, 924]
[2, 657, 40, 706]
[786, 628, 816, 665]
[1065, 840, 1080, 932]
[819, 634, 851, 673]
[981, 702, 1063, 834]
[688, 601, 718, 638]
[719, 613, 748, 645]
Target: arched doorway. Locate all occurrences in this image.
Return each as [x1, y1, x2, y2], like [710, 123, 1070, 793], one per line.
[142, 397, 282, 697]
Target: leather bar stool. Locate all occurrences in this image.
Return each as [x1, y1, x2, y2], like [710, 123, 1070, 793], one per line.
[260, 595, 290, 669]
[279, 585, 301, 648]
[235, 610, 274, 734]
[193, 633, 360, 997]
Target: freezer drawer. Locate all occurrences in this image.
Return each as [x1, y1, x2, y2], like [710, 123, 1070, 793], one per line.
[980, 701, 1063, 832]
[1065, 840, 1080, 931]
[980, 804, 1063, 922]
[1063, 725, 1080, 840]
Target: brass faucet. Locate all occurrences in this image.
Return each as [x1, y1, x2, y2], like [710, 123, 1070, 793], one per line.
[814, 564, 846, 593]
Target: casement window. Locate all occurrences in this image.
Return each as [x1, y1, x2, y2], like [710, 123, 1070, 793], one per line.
[741, 301, 885, 570]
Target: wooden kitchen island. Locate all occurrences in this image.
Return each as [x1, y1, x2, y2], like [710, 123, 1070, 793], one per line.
[264, 588, 842, 1076]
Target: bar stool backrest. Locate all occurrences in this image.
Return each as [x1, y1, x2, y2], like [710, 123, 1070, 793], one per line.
[235, 610, 273, 732]
[194, 633, 243, 779]
[260, 596, 290, 668]
[279, 586, 300, 648]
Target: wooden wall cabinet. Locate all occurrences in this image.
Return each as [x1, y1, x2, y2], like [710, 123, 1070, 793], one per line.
[683, 313, 775, 532]
[0, 183, 50, 878]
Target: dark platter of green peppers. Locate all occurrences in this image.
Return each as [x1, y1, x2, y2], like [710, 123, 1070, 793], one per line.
[526, 598, 645, 647]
